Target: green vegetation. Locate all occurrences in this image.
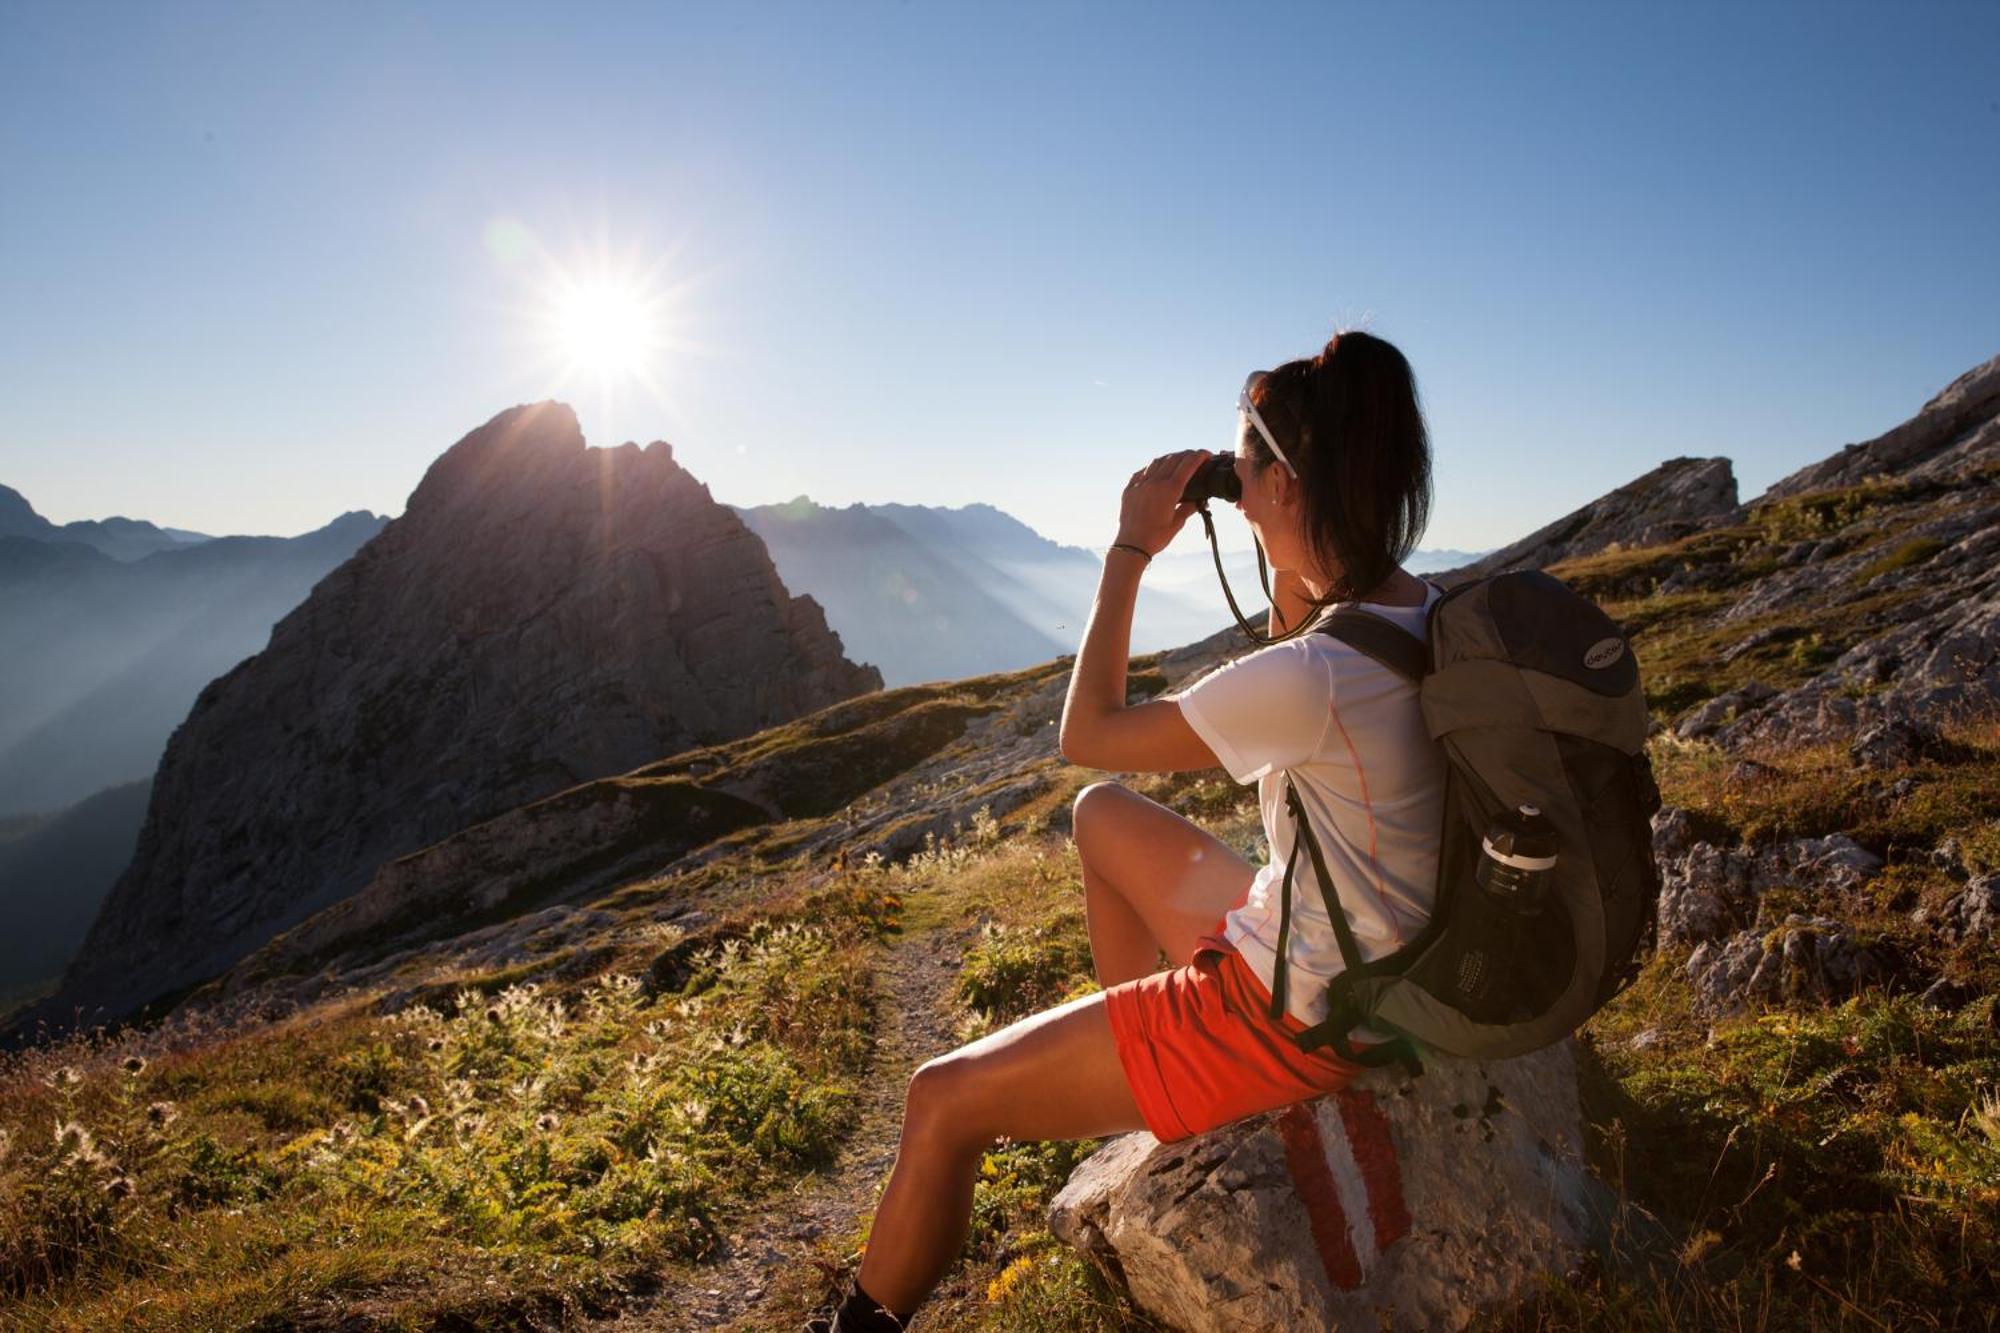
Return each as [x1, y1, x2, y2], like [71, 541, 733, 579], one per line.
[1853, 535, 1947, 585]
[0, 880, 894, 1330]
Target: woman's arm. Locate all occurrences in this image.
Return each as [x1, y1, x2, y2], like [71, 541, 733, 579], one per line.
[1059, 549, 1219, 772]
[1058, 450, 1222, 774]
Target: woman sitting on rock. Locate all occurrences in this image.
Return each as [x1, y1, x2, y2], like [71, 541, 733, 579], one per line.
[810, 329, 1444, 1332]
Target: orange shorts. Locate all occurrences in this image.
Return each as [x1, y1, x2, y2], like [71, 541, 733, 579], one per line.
[1104, 928, 1370, 1143]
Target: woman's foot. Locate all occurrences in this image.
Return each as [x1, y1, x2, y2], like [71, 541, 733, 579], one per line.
[801, 1277, 911, 1332]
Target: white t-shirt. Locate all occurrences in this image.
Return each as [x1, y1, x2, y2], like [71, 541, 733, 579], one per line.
[1174, 581, 1446, 1030]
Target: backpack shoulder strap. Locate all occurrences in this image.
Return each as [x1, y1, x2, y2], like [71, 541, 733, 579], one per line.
[1317, 608, 1428, 682]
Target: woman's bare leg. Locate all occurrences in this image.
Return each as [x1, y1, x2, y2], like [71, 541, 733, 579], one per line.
[1071, 781, 1255, 987]
[855, 991, 1145, 1314]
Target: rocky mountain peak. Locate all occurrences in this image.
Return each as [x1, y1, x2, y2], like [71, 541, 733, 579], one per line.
[18, 402, 881, 1036]
[1446, 456, 1739, 583]
[1760, 350, 2000, 501]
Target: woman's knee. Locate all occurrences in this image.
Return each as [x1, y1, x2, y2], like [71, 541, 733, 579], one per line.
[903, 1054, 992, 1154]
[1072, 780, 1148, 855]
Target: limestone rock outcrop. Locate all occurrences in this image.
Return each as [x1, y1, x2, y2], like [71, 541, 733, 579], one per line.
[1759, 352, 2000, 502]
[14, 402, 879, 1036]
[1442, 456, 1740, 585]
[1050, 1041, 1605, 1332]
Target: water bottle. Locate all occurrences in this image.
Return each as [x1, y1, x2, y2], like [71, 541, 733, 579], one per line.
[1476, 804, 1559, 915]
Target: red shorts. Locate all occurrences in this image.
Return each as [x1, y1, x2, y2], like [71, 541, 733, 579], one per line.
[1104, 927, 1370, 1143]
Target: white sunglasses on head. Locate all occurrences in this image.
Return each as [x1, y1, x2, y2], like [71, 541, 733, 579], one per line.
[1237, 371, 1299, 478]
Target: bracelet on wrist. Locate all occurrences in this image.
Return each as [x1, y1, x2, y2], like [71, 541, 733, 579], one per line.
[1108, 541, 1153, 563]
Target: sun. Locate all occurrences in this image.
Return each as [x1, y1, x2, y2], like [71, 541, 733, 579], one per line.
[495, 220, 710, 439]
[549, 276, 662, 378]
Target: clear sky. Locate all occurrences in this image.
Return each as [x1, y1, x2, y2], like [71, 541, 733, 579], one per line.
[2, 1, 1995, 554]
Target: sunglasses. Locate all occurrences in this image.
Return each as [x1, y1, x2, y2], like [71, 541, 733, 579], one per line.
[1237, 371, 1299, 478]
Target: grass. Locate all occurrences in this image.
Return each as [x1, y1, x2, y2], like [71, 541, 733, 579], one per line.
[0, 876, 896, 1330]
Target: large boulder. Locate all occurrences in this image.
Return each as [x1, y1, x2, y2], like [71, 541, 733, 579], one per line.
[1049, 1040, 1604, 1332]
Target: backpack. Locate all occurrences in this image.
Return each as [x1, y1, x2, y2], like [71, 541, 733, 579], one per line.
[1265, 569, 1663, 1075]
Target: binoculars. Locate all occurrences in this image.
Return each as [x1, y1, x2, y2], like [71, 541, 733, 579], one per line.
[1180, 455, 1242, 507]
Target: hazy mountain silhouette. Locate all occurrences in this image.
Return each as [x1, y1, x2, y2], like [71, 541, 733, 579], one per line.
[0, 505, 389, 817]
[736, 496, 1487, 686]
[0, 483, 211, 560]
[0, 779, 148, 1016]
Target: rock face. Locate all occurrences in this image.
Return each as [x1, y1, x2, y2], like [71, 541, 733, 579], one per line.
[1759, 352, 2000, 502]
[1649, 807, 1897, 1017]
[1050, 1041, 1604, 1332]
[19, 402, 880, 1035]
[1442, 456, 1739, 584]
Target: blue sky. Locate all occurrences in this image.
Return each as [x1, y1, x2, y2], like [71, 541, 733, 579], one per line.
[1, 1, 1995, 554]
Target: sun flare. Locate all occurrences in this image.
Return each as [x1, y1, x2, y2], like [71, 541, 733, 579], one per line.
[551, 278, 659, 377]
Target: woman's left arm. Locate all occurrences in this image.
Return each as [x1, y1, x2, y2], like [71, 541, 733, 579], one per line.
[1058, 450, 1222, 774]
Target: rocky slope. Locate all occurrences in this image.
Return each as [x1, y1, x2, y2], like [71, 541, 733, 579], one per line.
[6, 402, 880, 1039]
[167, 354, 2000, 1035]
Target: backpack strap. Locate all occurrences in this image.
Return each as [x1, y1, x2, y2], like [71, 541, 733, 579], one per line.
[1317, 608, 1428, 682]
[1279, 776, 1422, 1074]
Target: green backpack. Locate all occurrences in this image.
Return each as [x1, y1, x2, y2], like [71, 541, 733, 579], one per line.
[1266, 569, 1662, 1075]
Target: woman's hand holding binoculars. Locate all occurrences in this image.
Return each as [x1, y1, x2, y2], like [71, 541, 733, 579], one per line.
[1116, 449, 1214, 559]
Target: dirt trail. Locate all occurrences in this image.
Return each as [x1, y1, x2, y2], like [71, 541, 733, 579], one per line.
[591, 925, 963, 1332]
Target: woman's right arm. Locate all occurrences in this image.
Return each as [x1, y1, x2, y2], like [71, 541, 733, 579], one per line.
[1269, 567, 1318, 636]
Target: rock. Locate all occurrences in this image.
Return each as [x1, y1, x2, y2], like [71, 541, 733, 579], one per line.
[1759, 353, 2000, 502]
[1919, 976, 1974, 1011]
[1725, 760, 1780, 787]
[1049, 1042, 1606, 1332]
[1686, 914, 1894, 1016]
[1650, 807, 1698, 862]
[1930, 836, 1968, 881]
[13, 403, 883, 1038]
[1655, 831, 1883, 948]
[1849, 718, 1938, 770]
[1943, 875, 2000, 940]
[1674, 681, 1778, 741]
[1438, 457, 1740, 585]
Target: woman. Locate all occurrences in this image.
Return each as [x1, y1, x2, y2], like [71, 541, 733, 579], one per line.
[810, 330, 1443, 1332]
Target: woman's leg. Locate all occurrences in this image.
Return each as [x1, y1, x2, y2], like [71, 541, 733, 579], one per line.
[855, 990, 1144, 1314]
[1071, 781, 1255, 987]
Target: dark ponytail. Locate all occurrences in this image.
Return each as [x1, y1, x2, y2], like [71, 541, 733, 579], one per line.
[1244, 330, 1433, 606]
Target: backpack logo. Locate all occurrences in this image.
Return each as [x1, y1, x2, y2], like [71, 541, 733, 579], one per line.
[1584, 637, 1626, 670]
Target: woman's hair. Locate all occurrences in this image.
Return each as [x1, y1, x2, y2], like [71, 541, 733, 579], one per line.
[1244, 329, 1433, 605]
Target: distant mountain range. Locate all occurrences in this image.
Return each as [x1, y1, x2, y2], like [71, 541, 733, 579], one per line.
[0, 501, 389, 818]
[0, 483, 212, 560]
[734, 496, 1486, 687]
[0, 461, 1482, 1016]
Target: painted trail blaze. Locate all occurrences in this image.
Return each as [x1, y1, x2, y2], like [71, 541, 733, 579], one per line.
[1276, 1089, 1411, 1291]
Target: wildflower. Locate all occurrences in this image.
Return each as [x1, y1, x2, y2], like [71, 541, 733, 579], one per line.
[427, 1037, 447, 1052]
[121, 1054, 148, 1076]
[53, 1119, 95, 1157]
[986, 1253, 1035, 1304]
[535, 1112, 560, 1133]
[103, 1173, 135, 1200]
[1786, 1249, 1803, 1272]
[485, 1005, 503, 1025]
[41, 1065, 84, 1089]
[406, 1095, 431, 1119]
[679, 1098, 709, 1129]
[146, 1101, 179, 1129]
